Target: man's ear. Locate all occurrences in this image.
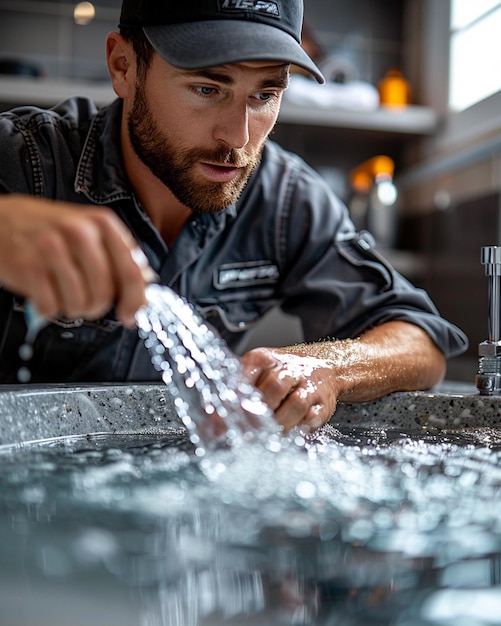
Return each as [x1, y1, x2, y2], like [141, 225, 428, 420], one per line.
[106, 32, 135, 99]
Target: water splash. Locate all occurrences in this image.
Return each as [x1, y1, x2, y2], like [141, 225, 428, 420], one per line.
[17, 283, 284, 453]
[17, 301, 50, 382]
[136, 284, 280, 454]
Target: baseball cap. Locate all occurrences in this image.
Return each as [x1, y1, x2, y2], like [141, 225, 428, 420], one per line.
[119, 0, 324, 84]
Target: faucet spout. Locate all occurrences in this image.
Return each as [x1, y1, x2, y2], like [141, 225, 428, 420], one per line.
[482, 246, 501, 342]
[476, 246, 501, 394]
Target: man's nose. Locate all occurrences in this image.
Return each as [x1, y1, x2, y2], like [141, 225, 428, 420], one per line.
[213, 101, 250, 149]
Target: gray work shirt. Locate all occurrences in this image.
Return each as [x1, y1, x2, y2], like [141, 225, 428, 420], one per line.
[0, 97, 468, 382]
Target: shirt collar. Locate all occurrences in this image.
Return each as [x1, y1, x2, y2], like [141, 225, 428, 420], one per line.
[75, 98, 132, 204]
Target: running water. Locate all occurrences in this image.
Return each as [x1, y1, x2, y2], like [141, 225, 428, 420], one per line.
[18, 301, 50, 382]
[136, 283, 280, 454]
[19, 282, 282, 453]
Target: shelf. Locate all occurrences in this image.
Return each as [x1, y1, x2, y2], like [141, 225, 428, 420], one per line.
[278, 99, 439, 135]
[0, 76, 439, 136]
[0, 76, 115, 108]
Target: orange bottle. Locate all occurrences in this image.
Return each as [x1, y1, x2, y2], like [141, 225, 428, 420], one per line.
[378, 68, 410, 108]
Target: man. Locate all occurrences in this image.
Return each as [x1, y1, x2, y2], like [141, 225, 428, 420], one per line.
[0, 0, 467, 432]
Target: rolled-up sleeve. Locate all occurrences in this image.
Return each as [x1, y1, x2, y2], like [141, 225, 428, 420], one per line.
[276, 162, 468, 359]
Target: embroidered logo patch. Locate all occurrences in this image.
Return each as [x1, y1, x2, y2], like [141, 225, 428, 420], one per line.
[219, 0, 280, 18]
[215, 262, 280, 289]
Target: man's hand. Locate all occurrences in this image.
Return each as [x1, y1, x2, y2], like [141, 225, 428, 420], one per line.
[240, 347, 340, 433]
[0, 194, 147, 327]
[241, 321, 447, 433]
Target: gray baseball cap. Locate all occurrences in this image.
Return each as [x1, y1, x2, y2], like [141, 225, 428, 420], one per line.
[119, 0, 324, 83]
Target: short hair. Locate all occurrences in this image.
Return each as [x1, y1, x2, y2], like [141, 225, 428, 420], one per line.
[119, 27, 155, 78]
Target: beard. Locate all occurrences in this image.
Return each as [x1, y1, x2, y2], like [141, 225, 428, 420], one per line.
[127, 86, 266, 214]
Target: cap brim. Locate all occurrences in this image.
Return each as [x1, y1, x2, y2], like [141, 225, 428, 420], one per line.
[143, 20, 324, 84]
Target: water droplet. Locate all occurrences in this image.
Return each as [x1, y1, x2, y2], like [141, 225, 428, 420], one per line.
[19, 342, 34, 361]
[17, 366, 32, 382]
[295, 480, 316, 499]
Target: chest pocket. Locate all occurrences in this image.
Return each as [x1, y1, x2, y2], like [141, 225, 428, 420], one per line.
[188, 260, 282, 348]
[195, 287, 280, 349]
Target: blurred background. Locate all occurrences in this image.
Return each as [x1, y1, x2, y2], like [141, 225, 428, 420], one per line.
[0, 0, 500, 383]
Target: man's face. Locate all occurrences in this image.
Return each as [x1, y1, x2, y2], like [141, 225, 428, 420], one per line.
[127, 55, 289, 214]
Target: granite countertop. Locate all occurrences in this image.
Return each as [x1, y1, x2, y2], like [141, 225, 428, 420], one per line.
[332, 381, 495, 429]
[0, 381, 498, 447]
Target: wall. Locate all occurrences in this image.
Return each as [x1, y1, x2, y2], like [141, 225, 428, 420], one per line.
[0, 0, 118, 81]
[0, 1, 405, 84]
[304, 0, 404, 86]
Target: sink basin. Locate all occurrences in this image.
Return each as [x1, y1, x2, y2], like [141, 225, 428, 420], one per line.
[1, 380, 500, 626]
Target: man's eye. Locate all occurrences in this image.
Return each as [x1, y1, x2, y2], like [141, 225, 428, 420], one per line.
[196, 86, 216, 96]
[256, 92, 280, 103]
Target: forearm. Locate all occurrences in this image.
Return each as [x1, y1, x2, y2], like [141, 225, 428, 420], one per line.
[285, 320, 446, 403]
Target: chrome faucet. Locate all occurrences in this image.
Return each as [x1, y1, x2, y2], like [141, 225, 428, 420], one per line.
[476, 246, 501, 394]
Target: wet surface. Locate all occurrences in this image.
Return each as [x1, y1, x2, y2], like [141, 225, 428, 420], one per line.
[3, 424, 501, 625]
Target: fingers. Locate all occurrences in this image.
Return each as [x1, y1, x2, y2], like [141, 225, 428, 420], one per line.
[40, 212, 143, 323]
[29, 219, 116, 319]
[0, 196, 148, 325]
[247, 359, 296, 411]
[96, 214, 148, 326]
[274, 389, 326, 433]
[241, 348, 335, 433]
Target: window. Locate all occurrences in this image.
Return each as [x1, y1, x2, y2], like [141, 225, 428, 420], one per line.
[449, 0, 501, 111]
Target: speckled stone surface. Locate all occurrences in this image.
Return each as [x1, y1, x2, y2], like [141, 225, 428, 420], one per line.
[0, 383, 180, 446]
[331, 381, 501, 430]
[0, 380, 499, 446]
